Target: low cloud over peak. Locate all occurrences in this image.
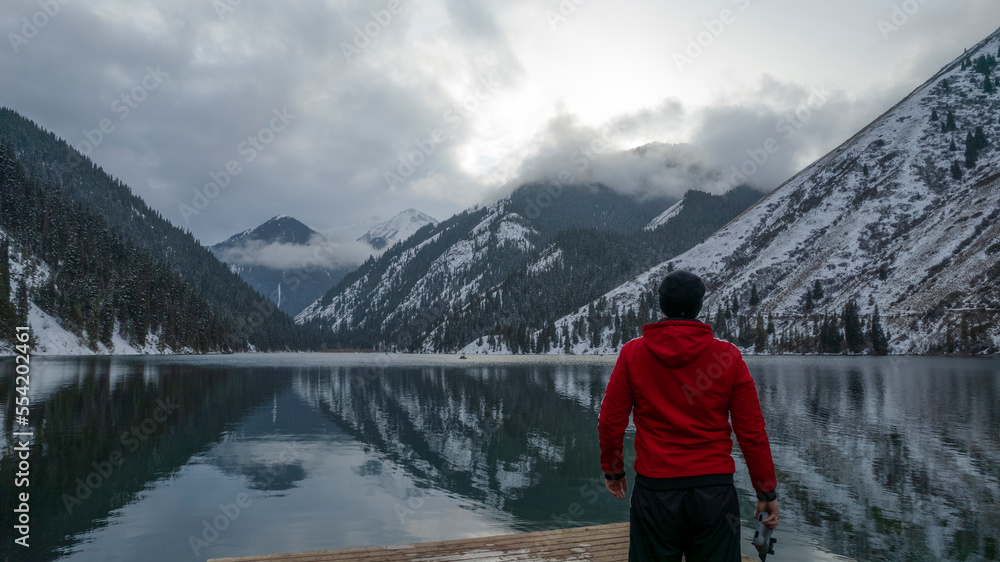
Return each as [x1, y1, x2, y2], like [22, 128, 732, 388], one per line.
[513, 76, 898, 198]
[213, 233, 376, 271]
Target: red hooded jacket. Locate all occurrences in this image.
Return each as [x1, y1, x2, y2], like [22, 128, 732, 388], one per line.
[598, 319, 777, 495]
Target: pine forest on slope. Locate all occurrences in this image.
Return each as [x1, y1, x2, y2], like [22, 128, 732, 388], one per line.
[0, 109, 320, 353]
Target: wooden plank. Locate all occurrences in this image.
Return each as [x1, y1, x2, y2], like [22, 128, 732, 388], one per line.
[209, 522, 755, 562]
[212, 524, 627, 562]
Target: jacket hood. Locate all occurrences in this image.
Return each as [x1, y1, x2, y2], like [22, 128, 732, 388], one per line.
[641, 319, 715, 367]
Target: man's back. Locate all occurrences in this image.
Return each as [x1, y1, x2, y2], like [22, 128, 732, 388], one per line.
[600, 319, 775, 491]
[597, 268, 778, 562]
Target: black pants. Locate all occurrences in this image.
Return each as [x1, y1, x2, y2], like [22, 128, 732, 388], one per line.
[629, 475, 742, 562]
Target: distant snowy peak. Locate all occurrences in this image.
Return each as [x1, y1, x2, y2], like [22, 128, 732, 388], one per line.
[357, 208, 438, 250]
[214, 215, 319, 249]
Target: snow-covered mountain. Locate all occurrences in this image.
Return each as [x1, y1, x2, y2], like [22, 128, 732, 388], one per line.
[322, 208, 439, 250]
[295, 197, 543, 349]
[296, 183, 762, 352]
[357, 208, 439, 249]
[210, 210, 437, 316]
[294, 184, 680, 346]
[536, 28, 1000, 355]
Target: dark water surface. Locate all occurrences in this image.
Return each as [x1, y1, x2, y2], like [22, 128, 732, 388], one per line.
[1, 354, 998, 561]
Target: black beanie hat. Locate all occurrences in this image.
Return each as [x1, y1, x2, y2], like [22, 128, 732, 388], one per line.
[658, 270, 706, 319]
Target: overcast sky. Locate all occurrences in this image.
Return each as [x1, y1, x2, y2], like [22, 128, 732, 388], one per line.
[3, 0, 999, 245]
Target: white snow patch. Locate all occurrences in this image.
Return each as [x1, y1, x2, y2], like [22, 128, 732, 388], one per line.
[644, 200, 684, 231]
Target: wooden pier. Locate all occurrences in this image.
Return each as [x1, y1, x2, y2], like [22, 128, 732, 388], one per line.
[208, 522, 755, 561]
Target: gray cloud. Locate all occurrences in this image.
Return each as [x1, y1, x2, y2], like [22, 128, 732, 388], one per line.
[0, 0, 517, 244]
[513, 76, 901, 198]
[1, 0, 998, 246]
[213, 234, 374, 271]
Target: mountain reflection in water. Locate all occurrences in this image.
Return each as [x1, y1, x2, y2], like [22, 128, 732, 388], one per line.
[0, 354, 997, 562]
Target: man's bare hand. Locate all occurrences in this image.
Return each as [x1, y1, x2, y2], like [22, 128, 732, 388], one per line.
[605, 476, 627, 500]
[754, 500, 779, 529]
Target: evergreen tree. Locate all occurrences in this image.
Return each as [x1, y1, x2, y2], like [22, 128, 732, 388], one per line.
[945, 110, 957, 132]
[749, 283, 760, 307]
[0, 239, 8, 304]
[862, 163, 870, 176]
[612, 311, 622, 348]
[754, 312, 767, 353]
[951, 160, 964, 180]
[0, 240, 14, 333]
[731, 294, 739, 315]
[714, 306, 729, 340]
[812, 279, 824, 301]
[842, 300, 864, 353]
[949, 139, 957, 151]
[941, 78, 950, 92]
[975, 126, 989, 150]
[766, 313, 775, 335]
[965, 132, 979, 168]
[974, 55, 993, 76]
[15, 280, 28, 327]
[930, 108, 939, 121]
[803, 290, 814, 312]
[870, 305, 889, 355]
[819, 314, 842, 354]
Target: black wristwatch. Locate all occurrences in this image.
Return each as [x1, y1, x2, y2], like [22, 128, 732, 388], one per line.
[756, 489, 778, 502]
[604, 471, 627, 481]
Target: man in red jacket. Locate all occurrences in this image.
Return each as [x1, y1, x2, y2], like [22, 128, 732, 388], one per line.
[599, 270, 779, 561]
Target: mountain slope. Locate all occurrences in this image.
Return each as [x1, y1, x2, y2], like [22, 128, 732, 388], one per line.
[296, 184, 679, 350]
[451, 186, 763, 353]
[548, 29, 1000, 355]
[0, 108, 315, 352]
[0, 145, 231, 354]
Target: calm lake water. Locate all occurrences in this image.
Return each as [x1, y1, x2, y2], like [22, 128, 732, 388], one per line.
[1, 354, 998, 562]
